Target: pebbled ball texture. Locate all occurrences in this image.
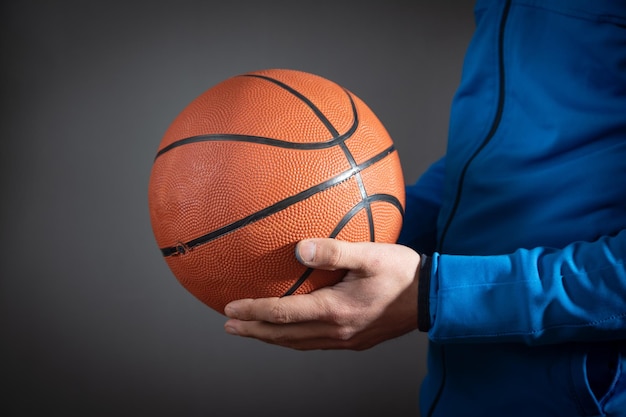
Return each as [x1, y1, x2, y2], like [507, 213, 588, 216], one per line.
[148, 69, 405, 314]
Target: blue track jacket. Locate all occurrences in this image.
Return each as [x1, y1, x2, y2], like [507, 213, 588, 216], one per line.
[398, 0, 626, 415]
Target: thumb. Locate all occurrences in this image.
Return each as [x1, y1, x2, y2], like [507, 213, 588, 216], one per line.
[295, 238, 369, 272]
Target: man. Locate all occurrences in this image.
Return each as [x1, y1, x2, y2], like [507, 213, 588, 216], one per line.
[224, 0, 626, 415]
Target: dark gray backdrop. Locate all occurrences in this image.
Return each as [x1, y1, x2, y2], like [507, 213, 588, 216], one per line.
[0, 1, 474, 416]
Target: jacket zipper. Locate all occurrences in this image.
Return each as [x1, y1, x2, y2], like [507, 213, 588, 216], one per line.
[427, 1, 512, 416]
[436, 0, 512, 254]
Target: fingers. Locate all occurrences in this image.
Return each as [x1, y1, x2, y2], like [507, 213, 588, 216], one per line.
[224, 292, 334, 324]
[223, 319, 358, 350]
[223, 287, 361, 349]
[224, 311, 402, 351]
[295, 238, 380, 272]
[223, 240, 421, 351]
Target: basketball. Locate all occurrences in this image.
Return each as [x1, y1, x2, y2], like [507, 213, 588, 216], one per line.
[148, 69, 405, 314]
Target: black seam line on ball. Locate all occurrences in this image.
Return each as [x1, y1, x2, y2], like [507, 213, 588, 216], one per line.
[281, 193, 404, 296]
[238, 75, 377, 241]
[241, 74, 341, 137]
[283, 268, 314, 297]
[159, 145, 397, 257]
[153, 79, 359, 160]
[339, 141, 375, 241]
[246, 73, 376, 245]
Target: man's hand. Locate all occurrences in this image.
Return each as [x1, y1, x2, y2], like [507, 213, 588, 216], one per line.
[223, 238, 420, 350]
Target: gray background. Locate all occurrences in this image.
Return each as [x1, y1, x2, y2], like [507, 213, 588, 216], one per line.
[0, 1, 474, 416]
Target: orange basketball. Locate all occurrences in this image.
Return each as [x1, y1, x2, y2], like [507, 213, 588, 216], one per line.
[148, 69, 405, 314]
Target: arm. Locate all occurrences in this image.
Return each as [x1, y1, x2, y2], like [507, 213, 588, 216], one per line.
[427, 229, 626, 345]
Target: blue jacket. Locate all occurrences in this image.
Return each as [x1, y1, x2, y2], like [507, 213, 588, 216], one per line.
[399, 0, 626, 415]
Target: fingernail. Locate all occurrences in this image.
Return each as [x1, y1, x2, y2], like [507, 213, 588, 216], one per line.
[296, 240, 316, 264]
[224, 303, 238, 318]
[225, 325, 238, 335]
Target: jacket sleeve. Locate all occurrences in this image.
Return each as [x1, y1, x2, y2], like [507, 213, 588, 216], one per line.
[427, 228, 626, 345]
[397, 156, 445, 255]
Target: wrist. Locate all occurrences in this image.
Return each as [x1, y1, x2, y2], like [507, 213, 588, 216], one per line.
[417, 253, 432, 332]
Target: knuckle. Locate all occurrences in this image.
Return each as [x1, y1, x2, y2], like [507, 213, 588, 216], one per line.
[339, 335, 373, 351]
[269, 329, 290, 344]
[325, 244, 343, 270]
[321, 301, 347, 324]
[333, 326, 355, 342]
[364, 249, 384, 271]
[327, 309, 346, 325]
[269, 303, 290, 324]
